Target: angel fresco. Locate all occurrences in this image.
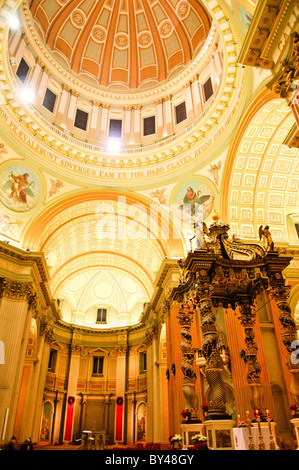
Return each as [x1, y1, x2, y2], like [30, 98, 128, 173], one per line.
[0, 166, 40, 212]
[0, 213, 23, 237]
[149, 187, 167, 205]
[209, 161, 221, 186]
[175, 183, 214, 224]
[49, 179, 64, 198]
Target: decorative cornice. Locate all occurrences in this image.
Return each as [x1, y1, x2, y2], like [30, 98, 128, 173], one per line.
[238, 0, 295, 69]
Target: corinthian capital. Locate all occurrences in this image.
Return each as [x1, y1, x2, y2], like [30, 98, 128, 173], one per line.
[0, 278, 34, 302]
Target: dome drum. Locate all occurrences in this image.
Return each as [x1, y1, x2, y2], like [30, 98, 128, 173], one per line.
[8, 19, 222, 150]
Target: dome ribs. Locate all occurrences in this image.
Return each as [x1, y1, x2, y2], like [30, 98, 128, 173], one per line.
[30, 0, 43, 18]
[128, 0, 138, 89]
[71, 0, 107, 74]
[100, 0, 122, 87]
[29, 0, 212, 89]
[188, 0, 211, 35]
[159, 0, 191, 64]
[140, 0, 167, 83]
[46, 0, 84, 49]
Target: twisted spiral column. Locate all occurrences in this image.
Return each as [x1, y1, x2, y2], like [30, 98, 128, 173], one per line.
[269, 277, 299, 406]
[177, 301, 199, 421]
[195, 283, 229, 419]
[236, 296, 264, 411]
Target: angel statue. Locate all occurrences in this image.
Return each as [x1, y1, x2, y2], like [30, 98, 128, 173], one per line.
[259, 225, 274, 251]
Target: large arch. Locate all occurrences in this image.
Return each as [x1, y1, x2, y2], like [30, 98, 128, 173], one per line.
[23, 190, 184, 327]
[223, 93, 299, 244]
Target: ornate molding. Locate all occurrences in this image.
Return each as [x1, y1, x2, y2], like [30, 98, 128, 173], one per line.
[268, 32, 299, 101]
[0, 277, 34, 302]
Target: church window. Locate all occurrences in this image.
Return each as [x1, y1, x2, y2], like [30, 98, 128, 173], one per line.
[143, 116, 156, 136]
[109, 119, 122, 138]
[16, 58, 29, 83]
[92, 356, 104, 376]
[42, 88, 57, 113]
[48, 349, 57, 373]
[74, 108, 89, 130]
[175, 101, 187, 124]
[96, 308, 107, 324]
[203, 77, 213, 102]
[139, 351, 147, 373]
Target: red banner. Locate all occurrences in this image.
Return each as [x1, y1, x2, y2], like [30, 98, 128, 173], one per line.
[115, 396, 123, 441]
[64, 396, 75, 441]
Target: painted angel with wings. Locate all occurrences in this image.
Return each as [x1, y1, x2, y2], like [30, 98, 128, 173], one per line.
[209, 161, 222, 186]
[3, 171, 34, 207]
[150, 188, 167, 205]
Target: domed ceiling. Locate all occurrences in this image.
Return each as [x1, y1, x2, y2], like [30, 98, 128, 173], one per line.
[30, 0, 211, 90]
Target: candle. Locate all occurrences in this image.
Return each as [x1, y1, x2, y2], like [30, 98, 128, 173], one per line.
[246, 410, 250, 420]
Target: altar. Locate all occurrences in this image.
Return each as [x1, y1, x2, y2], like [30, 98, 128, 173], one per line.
[180, 423, 206, 449]
[233, 423, 279, 450]
[81, 430, 107, 450]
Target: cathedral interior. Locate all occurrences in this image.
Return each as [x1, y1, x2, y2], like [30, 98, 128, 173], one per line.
[0, 0, 299, 452]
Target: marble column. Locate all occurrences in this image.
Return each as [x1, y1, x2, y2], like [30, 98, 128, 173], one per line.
[66, 90, 79, 129]
[185, 82, 194, 120]
[30, 323, 54, 442]
[191, 78, 202, 117]
[156, 99, 164, 139]
[28, 59, 42, 94]
[14, 36, 26, 69]
[36, 66, 50, 106]
[88, 102, 100, 141]
[145, 328, 161, 442]
[209, 58, 218, 90]
[8, 30, 22, 58]
[55, 85, 70, 127]
[99, 104, 109, 142]
[0, 279, 34, 444]
[63, 344, 82, 442]
[164, 96, 173, 135]
[133, 105, 141, 144]
[124, 106, 132, 144]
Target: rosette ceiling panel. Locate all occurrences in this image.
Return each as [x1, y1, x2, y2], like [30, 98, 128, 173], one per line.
[30, 0, 211, 90]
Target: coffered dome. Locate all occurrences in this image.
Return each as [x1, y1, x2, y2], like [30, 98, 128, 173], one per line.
[30, 0, 211, 90]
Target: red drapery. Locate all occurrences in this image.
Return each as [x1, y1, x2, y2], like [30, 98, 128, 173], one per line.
[64, 397, 75, 441]
[115, 397, 123, 441]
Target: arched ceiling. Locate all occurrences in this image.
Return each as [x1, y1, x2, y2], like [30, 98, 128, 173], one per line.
[226, 97, 299, 243]
[56, 266, 149, 328]
[23, 195, 184, 320]
[30, 0, 211, 90]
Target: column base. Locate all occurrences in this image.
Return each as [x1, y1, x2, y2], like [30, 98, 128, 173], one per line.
[204, 419, 234, 450]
